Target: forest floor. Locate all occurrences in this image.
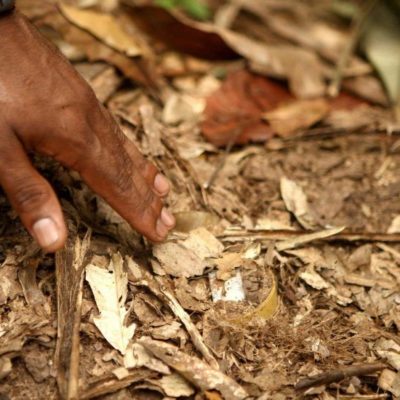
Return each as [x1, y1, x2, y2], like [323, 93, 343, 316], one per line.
[0, 1, 400, 399]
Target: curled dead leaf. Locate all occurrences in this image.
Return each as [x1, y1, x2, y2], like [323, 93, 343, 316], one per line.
[123, 2, 326, 98]
[202, 70, 292, 146]
[59, 3, 142, 56]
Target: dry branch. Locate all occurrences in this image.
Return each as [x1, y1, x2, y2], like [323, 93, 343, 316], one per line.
[80, 368, 157, 399]
[220, 230, 400, 244]
[127, 259, 220, 370]
[295, 362, 387, 390]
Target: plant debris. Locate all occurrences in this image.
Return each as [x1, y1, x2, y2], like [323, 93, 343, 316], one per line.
[2, 0, 400, 399]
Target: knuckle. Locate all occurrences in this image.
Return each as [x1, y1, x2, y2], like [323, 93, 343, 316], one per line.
[133, 188, 156, 215]
[13, 182, 50, 213]
[114, 168, 133, 194]
[137, 158, 155, 178]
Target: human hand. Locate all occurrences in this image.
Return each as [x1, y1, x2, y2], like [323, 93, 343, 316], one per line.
[0, 10, 175, 252]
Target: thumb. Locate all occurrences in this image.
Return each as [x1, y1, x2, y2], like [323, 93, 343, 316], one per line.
[0, 128, 67, 252]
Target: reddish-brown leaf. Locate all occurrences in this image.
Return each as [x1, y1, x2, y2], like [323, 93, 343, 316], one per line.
[201, 70, 293, 146]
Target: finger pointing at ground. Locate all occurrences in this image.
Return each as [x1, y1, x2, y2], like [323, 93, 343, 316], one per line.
[0, 125, 67, 252]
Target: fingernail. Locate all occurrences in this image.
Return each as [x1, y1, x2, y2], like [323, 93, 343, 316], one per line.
[161, 208, 176, 228]
[156, 219, 168, 238]
[154, 174, 170, 195]
[32, 218, 59, 249]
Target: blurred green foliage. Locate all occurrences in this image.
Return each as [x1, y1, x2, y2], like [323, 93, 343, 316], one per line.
[154, 0, 210, 20]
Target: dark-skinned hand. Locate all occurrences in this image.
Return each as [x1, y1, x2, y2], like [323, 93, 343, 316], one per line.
[0, 10, 176, 252]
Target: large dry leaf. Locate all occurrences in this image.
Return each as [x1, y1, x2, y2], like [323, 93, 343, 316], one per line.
[123, 343, 170, 374]
[202, 70, 292, 146]
[375, 339, 400, 371]
[182, 228, 224, 259]
[280, 177, 319, 230]
[153, 242, 206, 277]
[153, 228, 223, 277]
[149, 373, 195, 397]
[41, 13, 156, 87]
[59, 3, 142, 57]
[139, 337, 248, 400]
[378, 369, 400, 397]
[299, 266, 330, 290]
[361, 2, 400, 105]
[86, 254, 136, 354]
[263, 99, 330, 137]
[123, 2, 325, 98]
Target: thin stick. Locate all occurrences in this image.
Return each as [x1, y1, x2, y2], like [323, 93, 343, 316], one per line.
[81, 368, 156, 400]
[219, 230, 400, 244]
[327, 0, 379, 97]
[204, 128, 241, 191]
[54, 229, 91, 400]
[295, 362, 386, 390]
[127, 261, 220, 370]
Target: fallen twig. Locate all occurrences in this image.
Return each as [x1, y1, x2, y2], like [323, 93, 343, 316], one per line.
[54, 229, 91, 400]
[295, 362, 386, 390]
[219, 229, 400, 244]
[127, 258, 220, 370]
[328, 0, 379, 97]
[204, 128, 241, 191]
[81, 368, 157, 400]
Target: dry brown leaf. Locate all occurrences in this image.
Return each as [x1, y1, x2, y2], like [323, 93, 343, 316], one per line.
[140, 104, 165, 157]
[123, 3, 325, 98]
[280, 177, 319, 230]
[153, 228, 223, 278]
[0, 255, 22, 306]
[59, 3, 142, 56]
[183, 228, 224, 260]
[123, 343, 170, 374]
[148, 373, 195, 397]
[41, 13, 157, 87]
[202, 70, 292, 146]
[153, 242, 206, 278]
[86, 254, 136, 355]
[300, 266, 330, 290]
[214, 252, 243, 281]
[276, 226, 345, 251]
[375, 339, 400, 371]
[263, 99, 329, 137]
[139, 337, 248, 400]
[378, 369, 400, 397]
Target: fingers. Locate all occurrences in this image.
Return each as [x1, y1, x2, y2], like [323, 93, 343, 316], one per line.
[0, 127, 67, 252]
[56, 107, 176, 242]
[78, 134, 175, 242]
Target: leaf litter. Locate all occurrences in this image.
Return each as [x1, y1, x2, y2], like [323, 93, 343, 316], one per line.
[2, 0, 400, 399]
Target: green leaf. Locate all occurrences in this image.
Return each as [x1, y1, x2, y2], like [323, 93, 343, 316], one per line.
[179, 0, 210, 20]
[361, 1, 400, 104]
[154, 0, 210, 20]
[331, 0, 361, 20]
[154, 0, 177, 9]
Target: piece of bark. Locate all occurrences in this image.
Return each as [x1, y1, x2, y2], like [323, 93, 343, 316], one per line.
[81, 368, 157, 400]
[295, 362, 386, 390]
[139, 337, 248, 400]
[19, 254, 50, 317]
[54, 229, 91, 400]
